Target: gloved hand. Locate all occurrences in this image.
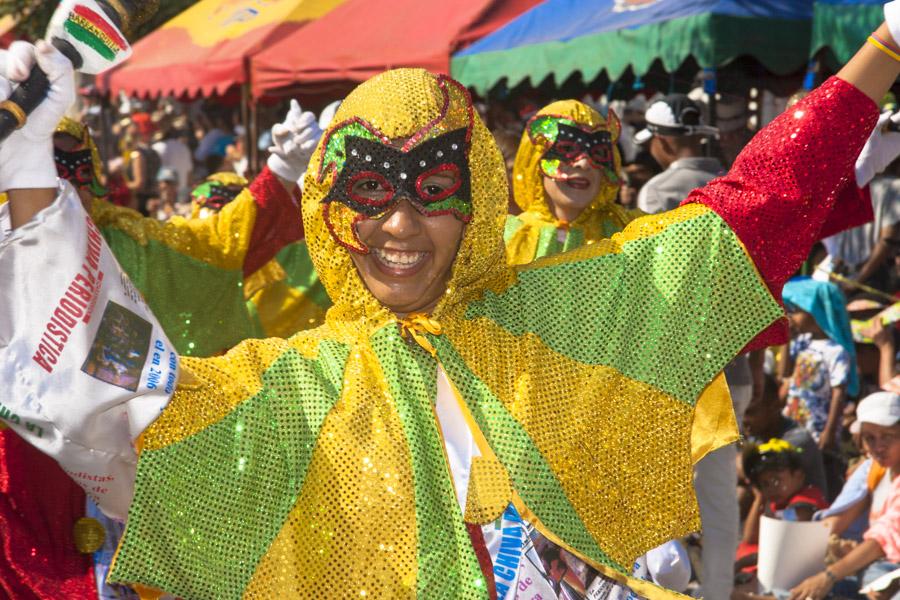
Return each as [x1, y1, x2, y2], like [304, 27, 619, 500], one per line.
[267, 99, 323, 184]
[886, 1, 900, 51]
[855, 110, 900, 187]
[0, 41, 75, 191]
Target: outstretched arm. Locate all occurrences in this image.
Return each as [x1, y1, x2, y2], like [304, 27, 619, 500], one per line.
[0, 44, 175, 518]
[838, 22, 900, 104]
[680, 16, 900, 350]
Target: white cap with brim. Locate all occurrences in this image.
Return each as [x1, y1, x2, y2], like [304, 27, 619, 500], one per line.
[857, 391, 900, 427]
[634, 96, 720, 145]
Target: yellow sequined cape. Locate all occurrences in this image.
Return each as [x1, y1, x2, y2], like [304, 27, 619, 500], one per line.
[91, 187, 263, 357]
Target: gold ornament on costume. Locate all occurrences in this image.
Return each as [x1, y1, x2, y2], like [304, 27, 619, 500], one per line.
[73, 517, 106, 554]
[464, 455, 513, 525]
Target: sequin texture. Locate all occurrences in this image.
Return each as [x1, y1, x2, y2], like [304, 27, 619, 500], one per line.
[108, 72, 876, 600]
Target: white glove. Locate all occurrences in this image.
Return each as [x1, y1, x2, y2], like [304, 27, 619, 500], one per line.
[0, 41, 75, 191]
[318, 99, 342, 131]
[887, 1, 900, 53]
[855, 110, 900, 187]
[267, 99, 323, 184]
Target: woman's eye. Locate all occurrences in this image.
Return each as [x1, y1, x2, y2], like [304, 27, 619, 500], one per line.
[353, 179, 384, 194]
[425, 184, 444, 195]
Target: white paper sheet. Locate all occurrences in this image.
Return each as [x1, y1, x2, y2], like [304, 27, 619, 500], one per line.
[757, 515, 830, 593]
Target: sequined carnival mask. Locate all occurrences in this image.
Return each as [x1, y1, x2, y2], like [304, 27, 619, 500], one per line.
[318, 75, 475, 254]
[192, 181, 243, 212]
[55, 148, 99, 192]
[527, 114, 620, 184]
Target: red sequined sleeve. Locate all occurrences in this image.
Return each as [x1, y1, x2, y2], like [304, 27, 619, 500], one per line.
[243, 166, 304, 278]
[682, 77, 878, 348]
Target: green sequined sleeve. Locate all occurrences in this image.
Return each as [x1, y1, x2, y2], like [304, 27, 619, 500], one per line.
[93, 200, 262, 356]
[470, 205, 782, 404]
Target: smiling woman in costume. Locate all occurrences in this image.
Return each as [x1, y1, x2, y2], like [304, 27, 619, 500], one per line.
[2, 9, 900, 598]
[505, 100, 642, 266]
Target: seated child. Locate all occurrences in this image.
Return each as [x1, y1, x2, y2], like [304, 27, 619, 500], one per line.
[736, 439, 828, 573]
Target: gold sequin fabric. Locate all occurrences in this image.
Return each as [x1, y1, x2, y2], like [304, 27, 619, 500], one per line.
[91, 192, 256, 272]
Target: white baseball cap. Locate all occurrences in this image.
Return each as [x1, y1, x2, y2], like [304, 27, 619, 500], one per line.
[857, 391, 900, 427]
[634, 93, 719, 144]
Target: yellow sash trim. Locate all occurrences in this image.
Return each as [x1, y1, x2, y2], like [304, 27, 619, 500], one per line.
[248, 280, 328, 338]
[691, 372, 739, 464]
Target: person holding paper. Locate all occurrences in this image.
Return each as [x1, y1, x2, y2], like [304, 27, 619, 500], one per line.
[0, 81, 322, 599]
[736, 439, 827, 576]
[56, 110, 321, 357]
[791, 392, 900, 600]
[3, 7, 900, 598]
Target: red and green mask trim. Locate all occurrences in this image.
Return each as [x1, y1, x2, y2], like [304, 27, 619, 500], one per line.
[191, 181, 243, 212]
[528, 114, 619, 184]
[55, 147, 108, 198]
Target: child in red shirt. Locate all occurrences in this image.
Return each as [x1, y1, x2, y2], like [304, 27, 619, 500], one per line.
[736, 439, 829, 572]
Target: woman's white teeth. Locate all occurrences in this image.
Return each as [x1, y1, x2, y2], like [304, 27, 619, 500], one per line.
[373, 248, 427, 266]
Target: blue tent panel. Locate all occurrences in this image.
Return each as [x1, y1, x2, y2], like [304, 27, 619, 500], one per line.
[457, 0, 813, 58]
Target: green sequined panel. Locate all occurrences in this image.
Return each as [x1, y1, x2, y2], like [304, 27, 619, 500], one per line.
[472, 209, 781, 403]
[102, 228, 262, 356]
[435, 337, 623, 573]
[276, 242, 331, 309]
[372, 326, 488, 599]
[110, 341, 348, 598]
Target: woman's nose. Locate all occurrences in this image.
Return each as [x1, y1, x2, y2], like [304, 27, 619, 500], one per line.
[380, 198, 422, 239]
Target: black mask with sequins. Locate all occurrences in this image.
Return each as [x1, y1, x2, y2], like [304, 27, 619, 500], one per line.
[542, 124, 614, 174]
[322, 127, 473, 220]
[55, 148, 96, 189]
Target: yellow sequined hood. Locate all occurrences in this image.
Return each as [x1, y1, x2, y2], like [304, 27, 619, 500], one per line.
[190, 172, 249, 220]
[301, 68, 512, 331]
[506, 100, 643, 265]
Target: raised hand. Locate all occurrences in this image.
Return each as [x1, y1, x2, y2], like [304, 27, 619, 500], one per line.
[855, 110, 900, 187]
[267, 99, 323, 185]
[0, 41, 75, 192]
